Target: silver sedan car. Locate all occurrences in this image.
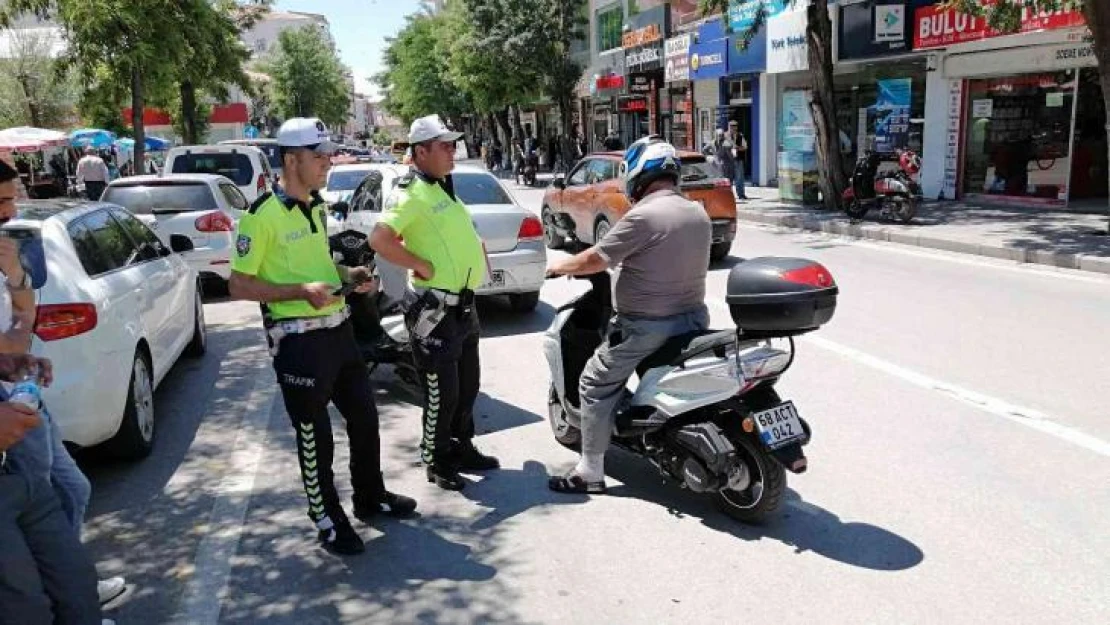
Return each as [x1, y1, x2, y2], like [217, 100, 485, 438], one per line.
[332, 163, 547, 313]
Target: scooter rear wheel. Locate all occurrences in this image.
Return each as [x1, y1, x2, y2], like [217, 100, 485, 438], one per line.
[845, 199, 869, 220]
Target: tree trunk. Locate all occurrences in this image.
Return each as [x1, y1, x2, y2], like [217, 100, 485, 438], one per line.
[806, 0, 845, 211]
[16, 74, 41, 128]
[1084, 0, 1110, 232]
[495, 108, 512, 146]
[510, 104, 525, 146]
[131, 65, 146, 179]
[180, 80, 199, 145]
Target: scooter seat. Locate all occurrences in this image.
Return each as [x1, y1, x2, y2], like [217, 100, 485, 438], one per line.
[636, 329, 735, 376]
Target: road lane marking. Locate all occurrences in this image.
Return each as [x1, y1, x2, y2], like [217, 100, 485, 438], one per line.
[804, 334, 1110, 459]
[705, 301, 1110, 459]
[739, 224, 1110, 285]
[171, 354, 279, 625]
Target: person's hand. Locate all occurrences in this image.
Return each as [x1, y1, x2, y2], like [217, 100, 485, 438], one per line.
[346, 267, 378, 295]
[413, 260, 434, 282]
[0, 355, 53, 386]
[301, 282, 342, 310]
[0, 238, 25, 284]
[0, 402, 41, 451]
[545, 264, 564, 279]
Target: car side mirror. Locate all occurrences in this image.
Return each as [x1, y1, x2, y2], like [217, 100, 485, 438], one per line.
[170, 234, 194, 253]
[332, 201, 350, 219]
[552, 175, 566, 190]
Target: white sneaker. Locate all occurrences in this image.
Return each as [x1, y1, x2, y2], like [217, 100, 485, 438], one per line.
[97, 577, 126, 604]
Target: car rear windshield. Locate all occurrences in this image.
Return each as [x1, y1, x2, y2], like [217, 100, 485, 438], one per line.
[255, 144, 281, 170]
[171, 152, 253, 186]
[680, 158, 723, 183]
[102, 183, 218, 214]
[328, 170, 372, 192]
[453, 172, 513, 205]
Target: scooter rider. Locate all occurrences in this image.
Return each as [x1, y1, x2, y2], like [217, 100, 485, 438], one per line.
[229, 117, 416, 556]
[370, 114, 500, 492]
[545, 136, 711, 494]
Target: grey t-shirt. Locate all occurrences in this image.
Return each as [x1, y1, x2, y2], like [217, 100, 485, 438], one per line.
[596, 189, 711, 318]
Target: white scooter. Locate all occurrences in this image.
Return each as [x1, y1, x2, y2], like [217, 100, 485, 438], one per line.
[543, 259, 837, 523]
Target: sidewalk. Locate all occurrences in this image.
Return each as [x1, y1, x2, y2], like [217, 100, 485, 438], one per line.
[738, 187, 1110, 275]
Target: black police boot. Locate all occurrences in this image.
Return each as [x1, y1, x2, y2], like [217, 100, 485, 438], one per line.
[318, 519, 365, 556]
[426, 463, 466, 491]
[353, 490, 418, 523]
[454, 440, 500, 472]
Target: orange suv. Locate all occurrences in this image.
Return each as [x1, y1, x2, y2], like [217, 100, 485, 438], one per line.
[540, 150, 737, 262]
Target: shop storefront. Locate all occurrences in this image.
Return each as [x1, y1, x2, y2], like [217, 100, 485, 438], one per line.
[664, 33, 694, 150]
[836, 0, 933, 176]
[767, 6, 820, 203]
[622, 6, 669, 147]
[915, 3, 1106, 208]
[587, 52, 626, 151]
[727, 0, 777, 185]
[690, 15, 731, 150]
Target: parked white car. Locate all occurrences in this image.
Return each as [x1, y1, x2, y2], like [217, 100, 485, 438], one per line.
[322, 163, 376, 206]
[219, 138, 282, 181]
[101, 174, 247, 289]
[164, 144, 274, 203]
[13, 200, 207, 459]
[339, 164, 546, 312]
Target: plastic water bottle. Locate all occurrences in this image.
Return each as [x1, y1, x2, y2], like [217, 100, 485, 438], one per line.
[9, 363, 42, 410]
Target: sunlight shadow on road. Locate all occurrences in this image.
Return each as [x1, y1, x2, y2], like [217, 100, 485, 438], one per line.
[604, 452, 924, 572]
[473, 392, 544, 437]
[460, 459, 588, 531]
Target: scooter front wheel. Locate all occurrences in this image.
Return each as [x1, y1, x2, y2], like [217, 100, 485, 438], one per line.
[548, 385, 581, 451]
[845, 199, 869, 220]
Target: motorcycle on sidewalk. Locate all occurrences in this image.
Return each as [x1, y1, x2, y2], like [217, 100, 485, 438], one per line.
[842, 149, 923, 224]
[543, 259, 838, 523]
[522, 151, 539, 186]
[327, 227, 420, 389]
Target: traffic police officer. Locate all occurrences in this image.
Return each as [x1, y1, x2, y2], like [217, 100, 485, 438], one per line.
[370, 114, 499, 491]
[229, 117, 416, 556]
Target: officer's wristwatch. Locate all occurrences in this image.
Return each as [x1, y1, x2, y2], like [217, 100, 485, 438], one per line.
[5, 272, 30, 290]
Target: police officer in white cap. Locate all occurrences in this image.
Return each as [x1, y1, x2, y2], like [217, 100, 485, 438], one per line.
[370, 115, 499, 491]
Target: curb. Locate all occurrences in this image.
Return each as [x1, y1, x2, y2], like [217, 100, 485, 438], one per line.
[736, 207, 1110, 276]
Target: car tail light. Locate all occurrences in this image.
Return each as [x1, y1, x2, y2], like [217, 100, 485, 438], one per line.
[782, 263, 835, 288]
[34, 304, 98, 341]
[257, 173, 266, 195]
[517, 216, 544, 242]
[195, 211, 233, 232]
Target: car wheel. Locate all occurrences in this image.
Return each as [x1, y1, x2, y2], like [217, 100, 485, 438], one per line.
[594, 218, 610, 244]
[710, 241, 731, 263]
[104, 350, 155, 460]
[541, 206, 565, 250]
[508, 291, 540, 313]
[185, 284, 207, 357]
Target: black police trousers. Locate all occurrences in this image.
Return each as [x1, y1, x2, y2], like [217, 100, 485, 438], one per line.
[408, 305, 481, 467]
[272, 321, 384, 529]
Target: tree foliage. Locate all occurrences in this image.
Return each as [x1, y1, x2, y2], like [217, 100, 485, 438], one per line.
[376, 12, 469, 125]
[261, 25, 352, 127]
[0, 27, 79, 128]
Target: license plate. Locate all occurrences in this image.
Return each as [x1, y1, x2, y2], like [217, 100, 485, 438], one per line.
[752, 401, 805, 449]
[485, 270, 505, 288]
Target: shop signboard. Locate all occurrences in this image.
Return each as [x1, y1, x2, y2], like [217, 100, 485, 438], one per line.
[945, 40, 1098, 78]
[872, 78, 912, 153]
[942, 80, 962, 200]
[690, 18, 729, 81]
[623, 5, 669, 74]
[767, 8, 809, 74]
[665, 34, 692, 82]
[728, 22, 769, 74]
[618, 96, 649, 113]
[728, 0, 787, 35]
[913, 2, 1087, 50]
[629, 71, 662, 94]
[839, 0, 935, 60]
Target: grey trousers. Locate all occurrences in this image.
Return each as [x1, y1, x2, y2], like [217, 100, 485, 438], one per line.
[0, 470, 100, 625]
[579, 306, 710, 456]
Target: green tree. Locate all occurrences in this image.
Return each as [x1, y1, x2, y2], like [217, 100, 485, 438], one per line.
[702, 0, 844, 211]
[375, 12, 469, 125]
[945, 1, 1109, 230]
[0, 26, 79, 128]
[261, 25, 351, 127]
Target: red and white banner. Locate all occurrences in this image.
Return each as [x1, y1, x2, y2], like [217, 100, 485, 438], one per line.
[913, 3, 1086, 50]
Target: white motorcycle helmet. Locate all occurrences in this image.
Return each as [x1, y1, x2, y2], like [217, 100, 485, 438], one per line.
[619, 135, 682, 201]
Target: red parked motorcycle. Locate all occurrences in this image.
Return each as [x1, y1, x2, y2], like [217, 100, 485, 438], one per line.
[842, 149, 923, 224]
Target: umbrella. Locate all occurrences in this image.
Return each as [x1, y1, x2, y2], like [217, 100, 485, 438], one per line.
[116, 135, 173, 152]
[70, 128, 117, 149]
[0, 126, 69, 152]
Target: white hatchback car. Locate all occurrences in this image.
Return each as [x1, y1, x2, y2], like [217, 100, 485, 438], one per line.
[322, 163, 377, 206]
[339, 164, 546, 312]
[12, 200, 207, 459]
[164, 144, 274, 203]
[101, 174, 247, 288]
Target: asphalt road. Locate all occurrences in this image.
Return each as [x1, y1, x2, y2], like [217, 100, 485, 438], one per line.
[81, 179, 1110, 624]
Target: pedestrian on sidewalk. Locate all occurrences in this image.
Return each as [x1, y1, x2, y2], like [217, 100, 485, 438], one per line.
[370, 114, 500, 492]
[75, 148, 109, 201]
[229, 117, 417, 557]
[727, 120, 748, 200]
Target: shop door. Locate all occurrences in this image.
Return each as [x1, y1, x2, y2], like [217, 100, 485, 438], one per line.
[727, 105, 753, 180]
[1068, 67, 1108, 208]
